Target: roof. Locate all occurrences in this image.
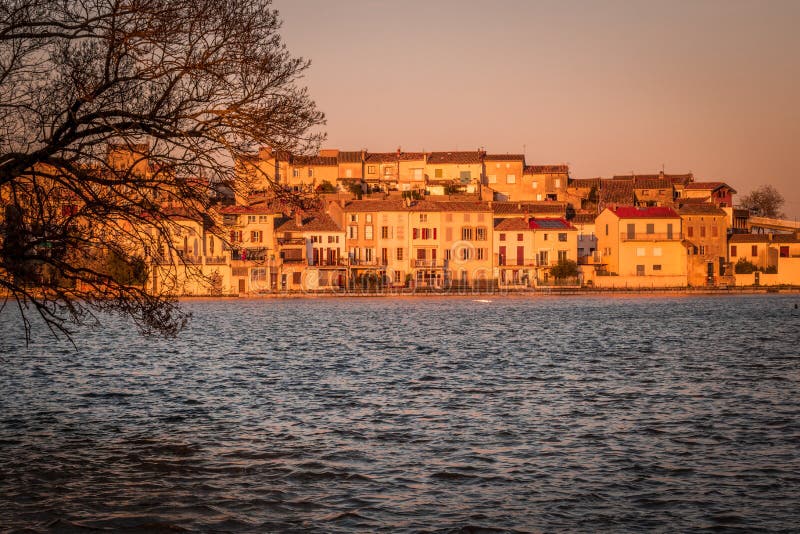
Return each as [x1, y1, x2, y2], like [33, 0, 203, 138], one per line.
[275, 212, 342, 233]
[611, 206, 680, 218]
[218, 204, 281, 215]
[292, 155, 337, 166]
[485, 153, 524, 162]
[530, 218, 575, 230]
[337, 151, 363, 163]
[600, 178, 634, 205]
[344, 199, 407, 212]
[365, 152, 397, 163]
[730, 233, 800, 244]
[569, 177, 601, 189]
[633, 177, 671, 190]
[684, 181, 737, 194]
[677, 204, 727, 216]
[494, 217, 531, 231]
[427, 151, 483, 164]
[491, 201, 567, 216]
[525, 164, 569, 174]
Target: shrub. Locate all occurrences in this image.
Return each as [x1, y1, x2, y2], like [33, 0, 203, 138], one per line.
[550, 259, 579, 279]
[734, 258, 758, 274]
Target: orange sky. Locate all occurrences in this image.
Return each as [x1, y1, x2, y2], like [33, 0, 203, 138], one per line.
[274, 0, 800, 218]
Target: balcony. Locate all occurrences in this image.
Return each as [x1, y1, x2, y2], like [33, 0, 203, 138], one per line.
[205, 256, 228, 265]
[312, 258, 349, 267]
[414, 259, 444, 268]
[277, 237, 305, 246]
[350, 259, 387, 267]
[621, 232, 682, 242]
[498, 258, 537, 267]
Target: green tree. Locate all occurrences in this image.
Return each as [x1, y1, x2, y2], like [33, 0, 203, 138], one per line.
[316, 180, 337, 194]
[0, 0, 325, 340]
[550, 259, 579, 279]
[739, 185, 785, 218]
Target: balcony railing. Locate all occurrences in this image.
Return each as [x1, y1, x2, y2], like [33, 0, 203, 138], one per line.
[498, 258, 537, 267]
[414, 259, 444, 268]
[350, 259, 387, 267]
[277, 237, 305, 245]
[621, 232, 682, 242]
[205, 256, 228, 265]
[312, 259, 349, 267]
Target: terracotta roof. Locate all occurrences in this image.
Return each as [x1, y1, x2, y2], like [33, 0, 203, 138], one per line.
[485, 154, 524, 161]
[495, 217, 530, 231]
[427, 151, 483, 164]
[397, 151, 425, 161]
[666, 173, 694, 186]
[525, 164, 569, 174]
[600, 178, 634, 205]
[275, 212, 342, 233]
[634, 177, 671, 190]
[678, 196, 712, 205]
[365, 152, 397, 163]
[337, 151, 363, 163]
[569, 177, 601, 189]
[292, 155, 337, 166]
[611, 206, 680, 218]
[344, 199, 408, 212]
[491, 201, 567, 216]
[730, 233, 800, 244]
[407, 200, 492, 213]
[677, 204, 727, 216]
[685, 181, 737, 193]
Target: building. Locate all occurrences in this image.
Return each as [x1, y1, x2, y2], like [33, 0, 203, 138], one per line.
[594, 206, 687, 287]
[678, 204, 731, 286]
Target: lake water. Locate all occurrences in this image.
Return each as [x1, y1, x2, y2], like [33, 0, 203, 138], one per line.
[1, 295, 799, 532]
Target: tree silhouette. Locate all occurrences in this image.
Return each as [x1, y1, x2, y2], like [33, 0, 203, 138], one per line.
[0, 0, 324, 341]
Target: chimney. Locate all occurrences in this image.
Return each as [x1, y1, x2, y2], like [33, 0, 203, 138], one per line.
[294, 211, 303, 227]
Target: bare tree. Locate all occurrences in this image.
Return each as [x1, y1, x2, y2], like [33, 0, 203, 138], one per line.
[739, 184, 785, 219]
[0, 0, 325, 341]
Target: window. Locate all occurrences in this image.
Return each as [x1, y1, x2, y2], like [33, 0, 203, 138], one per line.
[293, 272, 302, 284]
[381, 248, 388, 263]
[641, 189, 650, 196]
[517, 233, 524, 241]
[700, 226, 706, 238]
[477, 248, 485, 260]
[653, 247, 662, 257]
[506, 174, 516, 184]
[653, 264, 662, 271]
[308, 168, 313, 178]
[383, 166, 393, 176]
[780, 246, 790, 258]
[554, 178, 561, 188]
[348, 226, 358, 239]
[731, 245, 737, 257]
[687, 226, 694, 238]
[605, 224, 609, 236]
[488, 175, 497, 184]
[367, 165, 376, 174]
[459, 170, 471, 182]
[259, 215, 268, 223]
[636, 264, 645, 276]
[435, 168, 443, 178]
[558, 233, 567, 242]
[251, 268, 267, 281]
[365, 225, 373, 240]
[381, 226, 390, 239]
[345, 168, 352, 178]
[394, 270, 402, 283]
[327, 235, 336, 243]
[699, 245, 706, 255]
[250, 231, 263, 243]
[365, 214, 373, 223]
[248, 215, 257, 224]
[751, 245, 758, 257]
[413, 228, 419, 239]
[461, 247, 472, 260]
[461, 227, 473, 240]
[445, 249, 452, 260]
[349, 214, 358, 223]
[292, 168, 299, 178]
[421, 228, 431, 239]
[543, 233, 548, 241]
[420, 213, 428, 223]
[637, 247, 646, 257]
[558, 250, 568, 262]
[646, 223, 655, 234]
[712, 226, 718, 238]
[396, 248, 404, 260]
[499, 233, 506, 241]
[413, 168, 423, 180]
[476, 227, 487, 241]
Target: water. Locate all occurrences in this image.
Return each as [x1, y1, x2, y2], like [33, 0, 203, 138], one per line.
[1, 294, 799, 532]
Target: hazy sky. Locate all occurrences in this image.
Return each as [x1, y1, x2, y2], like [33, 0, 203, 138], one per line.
[274, 0, 800, 217]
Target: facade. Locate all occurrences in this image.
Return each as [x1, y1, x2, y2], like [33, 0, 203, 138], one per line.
[595, 206, 687, 285]
[484, 154, 525, 200]
[494, 217, 578, 286]
[678, 204, 731, 286]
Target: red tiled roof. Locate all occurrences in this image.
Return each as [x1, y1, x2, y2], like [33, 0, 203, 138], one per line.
[611, 206, 679, 218]
[337, 151, 363, 163]
[427, 151, 483, 164]
[494, 217, 530, 231]
[292, 155, 337, 166]
[571, 213, 597, 224]
[525, 164, 569, 174]
[275, 212, 342, 233]
[684, 181, 737, 193]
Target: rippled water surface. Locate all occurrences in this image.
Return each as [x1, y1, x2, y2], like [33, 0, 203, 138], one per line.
[2, 295, 800, 532]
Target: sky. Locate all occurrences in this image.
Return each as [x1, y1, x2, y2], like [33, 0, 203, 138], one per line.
[273, 0, 800, 218]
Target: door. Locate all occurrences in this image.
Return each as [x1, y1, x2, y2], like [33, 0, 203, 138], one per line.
[627, 223, 635, 239]
[499, 246, 506, 266]
[516, 246, 524, 266]
[238, 278, 245, 293]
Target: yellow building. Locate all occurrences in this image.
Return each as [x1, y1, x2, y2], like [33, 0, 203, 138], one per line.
[524, 165, 569, 202]
[425, 151, 484, 194]
[484, 154, 525, 201]
[275, 211, 346, 290]
[678, 204, 731, 286]
[219, 204, 281, 293]
[594, 206, 687, 287]
[729, 232, 800, 286]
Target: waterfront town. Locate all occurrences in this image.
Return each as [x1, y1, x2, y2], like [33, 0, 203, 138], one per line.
[8, 144, 800, 296]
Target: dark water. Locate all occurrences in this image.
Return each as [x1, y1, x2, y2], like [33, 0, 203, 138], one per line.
[1, 295, 799, 532]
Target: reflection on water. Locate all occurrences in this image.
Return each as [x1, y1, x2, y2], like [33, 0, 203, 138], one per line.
[1, 295, 799, 532]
